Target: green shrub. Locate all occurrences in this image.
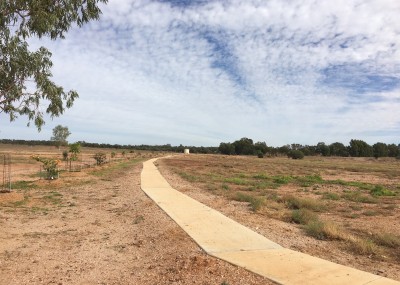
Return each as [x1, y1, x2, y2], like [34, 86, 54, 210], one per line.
[288, 150, 304, 159]
[62, 150, 68, 161]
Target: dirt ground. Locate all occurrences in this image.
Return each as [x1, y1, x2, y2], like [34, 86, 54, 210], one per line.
[156, 155, 400, 282]
[0, 155, 274, 284]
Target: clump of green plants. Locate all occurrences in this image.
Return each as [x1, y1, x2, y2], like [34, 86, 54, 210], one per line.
[93, 152, 107, 165]
[273, 175, 292, 184]
[297, 174, 324, 187]
[253, 173, 269, 180]
[223, 177, 247, 185]
[62, 150, 69, 161]
[370, 185, 396, 197]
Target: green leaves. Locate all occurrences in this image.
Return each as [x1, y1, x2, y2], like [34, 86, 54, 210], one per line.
[0, 0, 107, 130]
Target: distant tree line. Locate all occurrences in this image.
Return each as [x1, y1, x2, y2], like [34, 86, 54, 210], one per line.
[1, 138, 399, 158]
[0, 139, 218, 154]
[219, 138, 400, 158]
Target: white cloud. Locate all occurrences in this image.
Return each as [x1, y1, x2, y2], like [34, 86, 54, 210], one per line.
[3, 0, 400, 146]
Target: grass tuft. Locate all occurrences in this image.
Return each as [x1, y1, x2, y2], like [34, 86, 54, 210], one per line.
[282, 195, 326, 212]
[291, 209, 318, 225]
[322, 192, 340, 200]
[234, 192, 265, 212]
[372, 233, 400, 248]
[342, 191, 377, 204]
[305, 220, 346, 240]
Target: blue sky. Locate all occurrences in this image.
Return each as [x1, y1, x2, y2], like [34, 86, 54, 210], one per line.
[1, 0, 400, 147]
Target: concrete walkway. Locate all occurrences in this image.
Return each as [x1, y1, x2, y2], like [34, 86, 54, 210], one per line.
[140, 158, 400, 285]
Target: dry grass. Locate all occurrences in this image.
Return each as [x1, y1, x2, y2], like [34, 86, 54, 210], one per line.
[163, 154, 400, 261]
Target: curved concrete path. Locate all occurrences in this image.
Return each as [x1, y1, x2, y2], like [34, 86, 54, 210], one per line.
[140, 158, 399, 285]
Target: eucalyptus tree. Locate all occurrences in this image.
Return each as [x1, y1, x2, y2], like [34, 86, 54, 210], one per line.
[0, 0, 107, 130]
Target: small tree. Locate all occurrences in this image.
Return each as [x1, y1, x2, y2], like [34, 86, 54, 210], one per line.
[62, 150, 69, 161]
[69, 142, 81, 161]
[93, 152, 107, 165]
[51, 125, 71, 148]
[32, 156, 61, 179]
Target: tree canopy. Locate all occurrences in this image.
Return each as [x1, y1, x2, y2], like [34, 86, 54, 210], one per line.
[51, 125, 70, 147]
[0, 0, 107, 130]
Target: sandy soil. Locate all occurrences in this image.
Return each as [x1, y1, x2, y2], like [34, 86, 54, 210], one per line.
[0, 160, 274, 285]
[157, 156, 400, 282]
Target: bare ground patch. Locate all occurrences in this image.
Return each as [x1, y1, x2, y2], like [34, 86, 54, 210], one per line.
[0, 155, 274, 284]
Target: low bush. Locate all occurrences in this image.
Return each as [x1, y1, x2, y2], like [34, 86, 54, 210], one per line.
[288, 150, 304, 159]
[93, 152, 107, 165]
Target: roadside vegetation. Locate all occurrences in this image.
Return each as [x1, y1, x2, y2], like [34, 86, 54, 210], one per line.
[0, 146, 161, 215]
[163, 154, 400, 262]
